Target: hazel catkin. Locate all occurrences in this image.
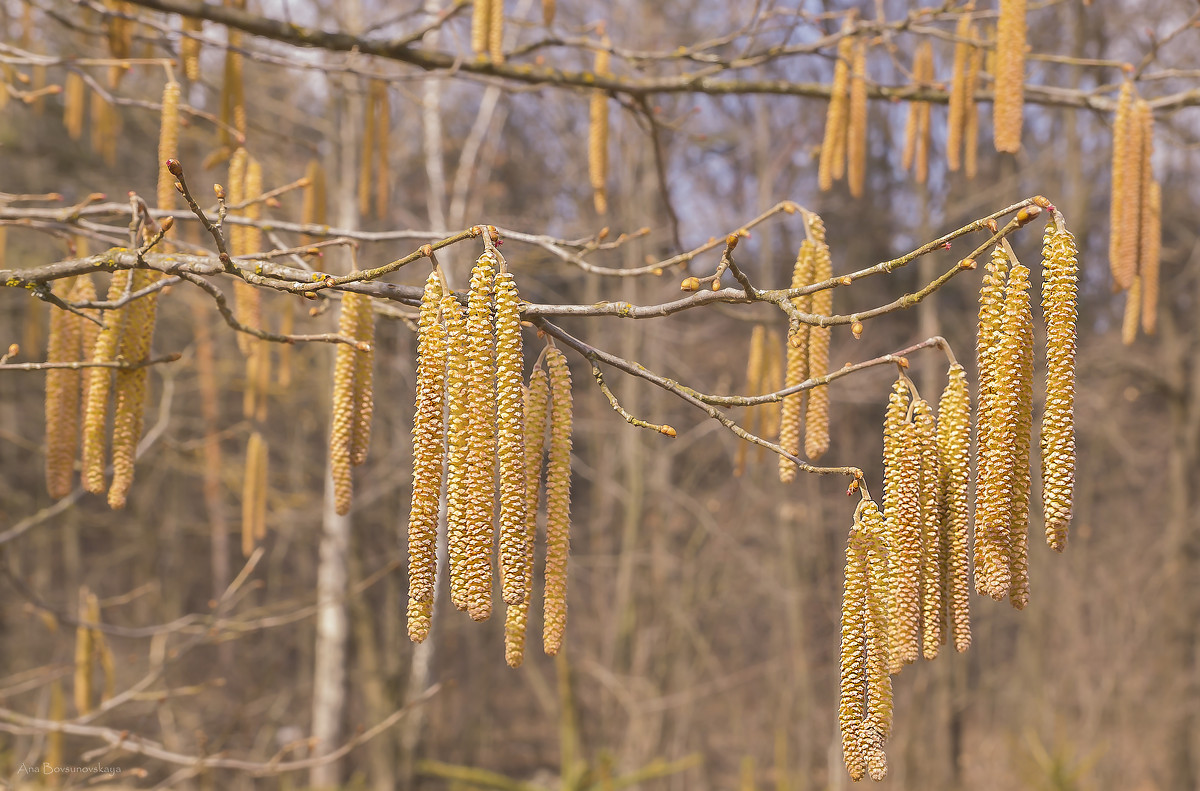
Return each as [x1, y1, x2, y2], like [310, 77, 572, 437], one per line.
[839, 517, 869, 781]
[589, 45, 611, 215]
[993, 0, 1026, 153]
[506, 369, 550, 668]
[937, 363, 972, 652]
[846, 39, 869, 198]
[495, 270, 528, 606]
[1109, 82, 1138, 292]
[947, 10, 975, 172]
[108, 273, 162, 511]
[888, 416, 921, 672]
[974, 246, 1008, 594]
[350, 294, 375, 467]
[45, 279, 83, 499]
[542, 345, 573, 655]
[805, 215, 833, 460]
[914, 399, 943, 659]
[1040, 222, 1078, 552]
[1006, 259, 1034, 609]
[329, 293, 364, 517]
[443, 292, 472, 612]
[82, 271, 131, 495]
[408, 273, 446, 605]
[819, 28, 854, 192]
[465, 252, 499, 621]
[778, 243, 814, 482]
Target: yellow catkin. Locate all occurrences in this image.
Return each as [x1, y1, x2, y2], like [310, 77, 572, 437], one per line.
[45, 279, 83, 499]
[408, 273, 445, 605]
[74, 587, 95, 715]
[734, 324, 768, 477]
[375, 80, 390, 219]
[108, 271, 161, 510]
[947, 11, 975, 172]
[846, 39, 868, 198]
[819, 28, 854, 191]
[1122, 275, 1141, 347]
[407, 597, 433, 644]
[805, 216, 832, 460]
[974, 246, 1008, 594]
[963, 42, 983, 179]
[915, 399, 943, 659]
[76, 275, 100, 417]
[359, 81, 376, 218]
[506, 370, 550, 667]
[779, 243, 814, 482]
[757, 332, 785, 462]
[489, 0, 504, 63]
[302, 159, 327, 235]
[589, 46, 611, 215]
[543, 346, 573, 655]
[1141, 180, 1161, 336]
[228, 149, 259, 358]
[861, 499, 893, 751]
[979, 248, 1030, 600]
[1008, 258, 1034, 610]
[63, 71, 85, 141]
[330, 293, 363, 516]
[881, 376, 910, 597]
[443, 293, 472, 612]
[937, 364, 972, 652]
[1040, 223, 1078, 552]
[1136, 101, 1158, 330]
[242, 430, 266, 556]
[181, 17, 202, 80]
[887, 397, 921, 673]
[902, 44, 932, 174]
[466, 252, 499, 621]
[496, 271, 528, 606]
[993, 0, 1026, 153]
[82, 271, 132, 494]
[542, 0, 555, 26]
[350, 294, 375, 466]
[1109, 82, 1138, 292]
[225, 32, 246, 139]
[838, 518, 869, 782]
[471, 0, 492, 57]
[157, 81, 180, 211]
[915, 44, 933, 185]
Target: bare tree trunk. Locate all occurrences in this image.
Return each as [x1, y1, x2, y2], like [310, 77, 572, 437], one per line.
[310, 2, 362, 783]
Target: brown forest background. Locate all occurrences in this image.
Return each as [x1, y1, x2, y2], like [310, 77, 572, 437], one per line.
[1, 0, 1198, 790]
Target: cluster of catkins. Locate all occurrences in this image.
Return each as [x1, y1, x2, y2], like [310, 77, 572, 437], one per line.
[839, 212, 1078, 781]
[45, 82, 180, 508]
[1110, 81, 1161, 345]
[407, 250, 574, 667]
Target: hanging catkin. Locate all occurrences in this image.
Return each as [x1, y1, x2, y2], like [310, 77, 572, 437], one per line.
[241, 430, 267, 556]
[507, 369, 550, 667]
[947, 10, 975, 172]
[838, 518, 869, 782]
[443, 292, 472, 612]
[465, 252, 499, 621]
[805, 215, 833, 460]
[993, 0, 1026, 153]
[881, 376, 909, 588]
[937, 363, 971, 652]
[888, 412, 921, 673]
[974, 246, 1008, 594]
[349, 294, 375, 466]
[589, 44, 611, 215]
[903, 43, 933, 184]
[82, 271, 131, 494]
[963, 41, 983, 179]
[408, 272, 445, 605]
[374, 80, 390, 219]
[1141, 180, 1161, 335]
[495, 270, 528, 605]
[471, 0, 492, 57]
[846, 39, 869, 198]
[1136, 100, 1157, 334]
[819, 28, 854, 192]
[1109, 82, 1138, 292]
[157, 81, 180, 210]
[489, 0, 504, 62]
[107, 285, 156, 509]
[914, 399, 943, 659]
[1006, 257, 1034, 610]
[543, 345, 573, 655]
[181, 17, 202, 80]
[1040, 222, 1078, 552]
[330, 293, 364, 516]
[779, 243, 814, 482]
[541, 0, 555, 26]
[45, 278, 83, 499]
[860, 499, 893, 754]
[63, 71, 85, 140]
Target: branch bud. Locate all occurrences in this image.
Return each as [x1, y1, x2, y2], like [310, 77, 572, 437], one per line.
[166, 159, 183, 177]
